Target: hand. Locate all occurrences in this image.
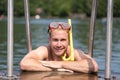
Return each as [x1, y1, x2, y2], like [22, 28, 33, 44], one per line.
[40, 61, 62, 69]
[57, 68, 74, 73]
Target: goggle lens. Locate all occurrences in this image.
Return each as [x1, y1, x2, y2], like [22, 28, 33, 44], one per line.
[49, 22, 70, 30]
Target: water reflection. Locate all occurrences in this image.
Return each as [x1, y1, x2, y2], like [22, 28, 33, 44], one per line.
[20, 72, 98, 80]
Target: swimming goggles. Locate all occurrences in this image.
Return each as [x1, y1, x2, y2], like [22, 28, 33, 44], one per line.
[48, 22, 71, 31]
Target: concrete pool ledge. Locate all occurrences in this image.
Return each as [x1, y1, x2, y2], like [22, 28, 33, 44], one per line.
[0, 71, 120, 80]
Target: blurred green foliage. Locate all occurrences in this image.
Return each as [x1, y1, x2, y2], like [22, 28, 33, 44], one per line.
[0, 0, 120, 18]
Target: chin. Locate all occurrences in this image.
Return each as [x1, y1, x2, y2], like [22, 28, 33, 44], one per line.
[55, 52, 64, 56]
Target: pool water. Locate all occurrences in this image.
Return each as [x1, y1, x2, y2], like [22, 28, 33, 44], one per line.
[0, 18, 120, 79]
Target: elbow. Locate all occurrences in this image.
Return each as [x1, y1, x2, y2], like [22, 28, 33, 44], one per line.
[94, 63, 99, 72]
[90, 62, 99, 73]
[20, 61, 28, 70]
[86, 58, 99, 73]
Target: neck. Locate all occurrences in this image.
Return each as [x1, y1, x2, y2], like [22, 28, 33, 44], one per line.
[52, 55, 62, 61]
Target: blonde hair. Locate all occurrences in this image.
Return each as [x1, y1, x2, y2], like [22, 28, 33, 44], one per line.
[48, 26, 70, 37]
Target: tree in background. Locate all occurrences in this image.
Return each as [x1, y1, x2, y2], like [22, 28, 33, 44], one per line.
[0, 0, 120, 18]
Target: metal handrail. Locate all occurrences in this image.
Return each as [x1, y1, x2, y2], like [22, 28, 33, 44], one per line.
[24, 0, 32, 52]
[7, 0, 14, 77]
[88, 0, 97, 57]
[105, 0, 113, 79]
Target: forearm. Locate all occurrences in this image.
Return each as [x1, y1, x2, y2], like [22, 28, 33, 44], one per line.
[40, 61, 74, 72]
[40, 61, 90, 73]
[20, 59, 52, 71]
[62, 59, 98, 73]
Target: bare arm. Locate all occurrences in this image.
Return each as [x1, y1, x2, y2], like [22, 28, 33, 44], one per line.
[62, 49, 98, 73]
[40, 60, 98, 73]
[40, 49, 98, 73]
[20, 46, 52, 71]
[20, 47, 98, 73]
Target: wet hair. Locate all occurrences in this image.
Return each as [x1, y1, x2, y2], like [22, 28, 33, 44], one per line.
[48, 26, 70, 37]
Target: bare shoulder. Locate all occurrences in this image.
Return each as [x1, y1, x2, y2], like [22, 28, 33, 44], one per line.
[25, 46, 49, 60]
[74, 49, 92, 60]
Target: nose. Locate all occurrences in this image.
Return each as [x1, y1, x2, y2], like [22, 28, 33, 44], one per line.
[57, 41, 62, 48]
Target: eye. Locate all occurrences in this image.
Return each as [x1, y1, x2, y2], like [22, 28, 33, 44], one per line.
[61, 39, 66, 42]
[52, 38, 58, 42]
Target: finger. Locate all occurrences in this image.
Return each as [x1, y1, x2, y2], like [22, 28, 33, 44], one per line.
[57, 69, 74, 73]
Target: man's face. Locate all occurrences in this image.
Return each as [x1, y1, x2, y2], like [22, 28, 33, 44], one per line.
[49, 29, 69, 57]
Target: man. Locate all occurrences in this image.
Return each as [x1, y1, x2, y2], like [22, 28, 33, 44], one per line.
[20, 22, 98, 73]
